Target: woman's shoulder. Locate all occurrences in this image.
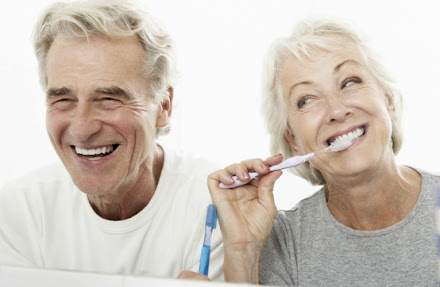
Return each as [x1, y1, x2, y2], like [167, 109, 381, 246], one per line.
[412, 167, 440, 187]
[277, 187, 326, 223]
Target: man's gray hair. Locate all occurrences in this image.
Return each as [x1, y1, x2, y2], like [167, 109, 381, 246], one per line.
[33, 0, 177, 136]
[262, 17, 403, 185]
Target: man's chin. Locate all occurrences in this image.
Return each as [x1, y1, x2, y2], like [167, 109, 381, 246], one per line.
[64, 165, 119, 193]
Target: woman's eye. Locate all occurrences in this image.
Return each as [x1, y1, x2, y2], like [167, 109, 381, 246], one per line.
[297, 96, 313, 108]
[341, 77, 361, 89]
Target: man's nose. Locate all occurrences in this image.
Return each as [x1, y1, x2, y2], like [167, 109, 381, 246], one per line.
[69, 102, 103, 142]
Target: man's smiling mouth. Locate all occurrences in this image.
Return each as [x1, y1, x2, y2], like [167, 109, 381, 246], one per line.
[74, 145, 118, 160]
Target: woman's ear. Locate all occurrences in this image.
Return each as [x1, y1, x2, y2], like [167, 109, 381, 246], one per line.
[284, 128, 299, 153]
[384, 92, 396, 119]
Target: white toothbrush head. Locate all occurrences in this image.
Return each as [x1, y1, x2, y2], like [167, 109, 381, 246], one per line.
[329, 138, 353, 152]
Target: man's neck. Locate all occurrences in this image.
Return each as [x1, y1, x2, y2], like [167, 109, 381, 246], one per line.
[88, 144, 165, 220]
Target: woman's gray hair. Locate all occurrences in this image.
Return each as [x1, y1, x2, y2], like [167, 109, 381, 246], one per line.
[262, 17, 403, 185]
[32, 0, 177, 136]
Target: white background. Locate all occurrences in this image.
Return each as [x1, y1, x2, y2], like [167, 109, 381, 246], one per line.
[1, 0, 439, 210]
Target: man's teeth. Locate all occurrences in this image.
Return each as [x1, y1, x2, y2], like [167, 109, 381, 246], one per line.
[75, 145, 114, 156]
[331, 127, 364, 144]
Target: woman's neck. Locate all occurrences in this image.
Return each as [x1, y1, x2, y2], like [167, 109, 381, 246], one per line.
[325, 163, 422, 231]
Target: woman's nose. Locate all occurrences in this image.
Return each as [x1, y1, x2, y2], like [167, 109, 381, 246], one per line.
[326, 95, 353, 123]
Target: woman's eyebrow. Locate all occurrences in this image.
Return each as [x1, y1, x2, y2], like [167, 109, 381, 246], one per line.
[288, 80, 313, 98]
[334, 59, 361, 72]
[287, 59, 361, 97]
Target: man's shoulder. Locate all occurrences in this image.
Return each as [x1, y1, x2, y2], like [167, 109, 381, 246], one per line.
[157, 145, 221, 204]
[1, 161, 73, 193]
[162, 145, 222, 178]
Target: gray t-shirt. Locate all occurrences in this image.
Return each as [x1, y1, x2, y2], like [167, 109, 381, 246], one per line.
[259, 168, 440, 286]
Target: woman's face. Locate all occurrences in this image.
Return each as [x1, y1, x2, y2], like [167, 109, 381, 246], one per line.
[281, 38, 396, 181]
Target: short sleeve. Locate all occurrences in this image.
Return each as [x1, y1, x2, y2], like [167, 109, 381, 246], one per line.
[259, 212, 298, 286]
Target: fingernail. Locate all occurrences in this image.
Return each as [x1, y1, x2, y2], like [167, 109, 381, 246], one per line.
[273, 154, 282, 157]
[243, 171, 250, 179]
[261, 163, 270, 170]
[228, 176, 235, 183]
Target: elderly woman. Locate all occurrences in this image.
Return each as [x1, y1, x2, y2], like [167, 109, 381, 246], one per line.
[208, 18, 440, 286]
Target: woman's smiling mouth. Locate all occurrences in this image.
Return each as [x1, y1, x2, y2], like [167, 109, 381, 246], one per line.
[326, 126, 366, 146]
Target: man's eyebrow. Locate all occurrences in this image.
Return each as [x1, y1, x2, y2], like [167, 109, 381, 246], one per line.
[47, 87, 71, 98]
[96, 86, 131, 99]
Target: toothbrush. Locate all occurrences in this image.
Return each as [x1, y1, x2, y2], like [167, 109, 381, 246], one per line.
[219, 139, 353, 189]
[199, 204, 218, 276]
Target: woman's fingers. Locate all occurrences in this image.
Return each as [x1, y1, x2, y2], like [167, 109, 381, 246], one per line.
[208, 154, 284, 214]
[257, 169, 282, 218]
[207, 155, 285, 249]
[214, 169, 236, 186]
[211, 154, 285, 188]
[264, 153, 284, 166]
[207, 154, 285, 214]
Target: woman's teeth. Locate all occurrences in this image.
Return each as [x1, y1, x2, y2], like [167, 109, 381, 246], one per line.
[75, 145, 115, 160]
[330, 127, 365, 145]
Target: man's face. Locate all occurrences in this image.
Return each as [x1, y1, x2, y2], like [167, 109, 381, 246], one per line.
[45, 35, 169, 196]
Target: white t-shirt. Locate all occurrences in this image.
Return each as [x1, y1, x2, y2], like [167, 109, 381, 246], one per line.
[0, 145, 224, 280]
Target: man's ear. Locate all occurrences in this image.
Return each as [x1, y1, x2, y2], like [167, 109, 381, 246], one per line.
[284, 128, 299, 153]
[156, 87, 173, 128]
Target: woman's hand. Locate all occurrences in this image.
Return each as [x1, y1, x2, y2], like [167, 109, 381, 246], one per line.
[207, 154, 283, 283]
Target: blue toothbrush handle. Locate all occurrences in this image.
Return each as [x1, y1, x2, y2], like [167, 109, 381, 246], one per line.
[199, 245, 211, 276]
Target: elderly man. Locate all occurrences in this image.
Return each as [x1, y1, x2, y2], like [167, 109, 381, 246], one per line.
[0, 0, 223, 280]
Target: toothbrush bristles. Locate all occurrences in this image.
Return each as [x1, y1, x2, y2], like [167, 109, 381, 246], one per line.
[330, 139, 353, 152]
